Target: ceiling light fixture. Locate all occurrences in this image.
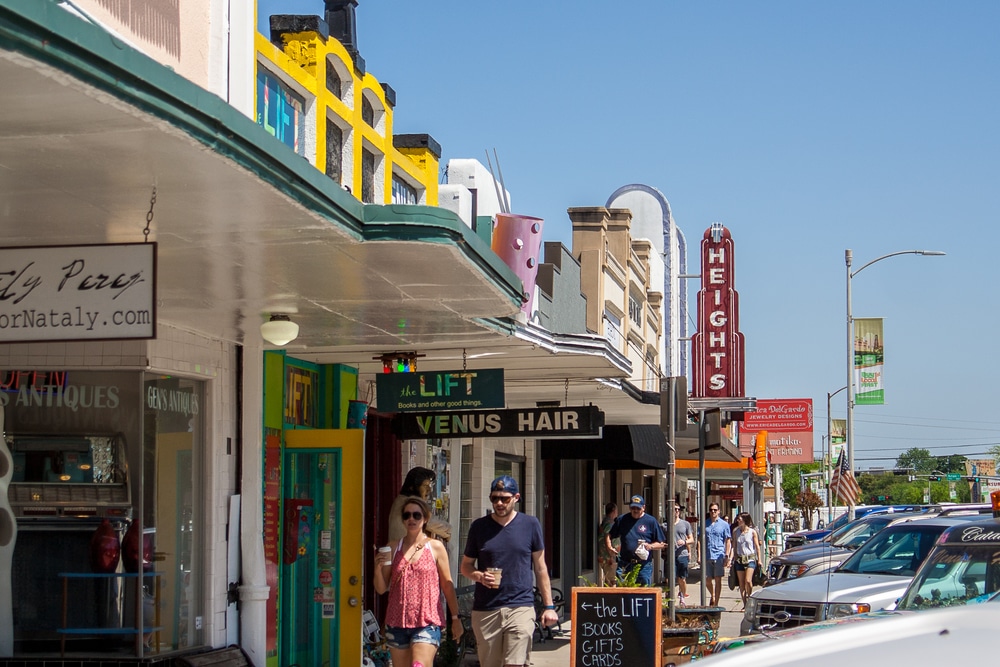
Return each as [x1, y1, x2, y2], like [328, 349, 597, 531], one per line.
[261, 314, 299, 346]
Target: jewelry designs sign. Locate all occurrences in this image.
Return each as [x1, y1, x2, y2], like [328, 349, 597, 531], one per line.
[0, 243, 156, 342]
[738, 398, 814, 464]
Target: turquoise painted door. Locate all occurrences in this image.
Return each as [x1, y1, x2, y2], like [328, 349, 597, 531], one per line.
[280, 448, 341, 666]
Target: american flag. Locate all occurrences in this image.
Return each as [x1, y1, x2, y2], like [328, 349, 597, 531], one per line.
[830, 449, 861, 505]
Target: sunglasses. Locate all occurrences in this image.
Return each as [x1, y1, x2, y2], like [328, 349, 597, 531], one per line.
[402, 511, 423, 521]
[490, 495, 514, 504]
[710, 508, 720, 512]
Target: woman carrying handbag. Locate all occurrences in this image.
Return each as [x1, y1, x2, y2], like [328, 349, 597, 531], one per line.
[731, 512, 763, 609]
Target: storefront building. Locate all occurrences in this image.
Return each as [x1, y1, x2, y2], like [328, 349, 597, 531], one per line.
[0, 2, 525, 665]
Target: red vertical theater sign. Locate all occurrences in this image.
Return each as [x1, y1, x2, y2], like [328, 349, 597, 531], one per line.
[692, 224, 745, 398]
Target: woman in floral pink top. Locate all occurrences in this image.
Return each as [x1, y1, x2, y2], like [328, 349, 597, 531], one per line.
[374, 496, 463, 667]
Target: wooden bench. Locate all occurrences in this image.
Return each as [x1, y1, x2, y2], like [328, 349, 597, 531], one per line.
[175, 646, 252, 666]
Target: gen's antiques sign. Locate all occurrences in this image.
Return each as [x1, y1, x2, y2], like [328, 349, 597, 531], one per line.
[376, 368, 504, 413]
[691, 223, 745, 398]
[394, 405, 605, 439]
[0, 243, 156, 342]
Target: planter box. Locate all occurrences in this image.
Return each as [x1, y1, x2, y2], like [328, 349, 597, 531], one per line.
[661, 606, 724, 656]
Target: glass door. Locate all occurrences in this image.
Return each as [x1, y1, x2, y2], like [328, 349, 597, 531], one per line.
[282, 430, 364, 667]
[281, 449, 339, 666]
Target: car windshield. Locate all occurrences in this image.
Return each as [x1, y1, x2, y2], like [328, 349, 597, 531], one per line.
[897, 544, 1000, 610]
[837, 523, 944, 576]
[830, 516, 896, 549]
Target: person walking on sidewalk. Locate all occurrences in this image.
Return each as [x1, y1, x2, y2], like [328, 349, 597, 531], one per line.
[732, 512, 763, 608]
[460, 476, 559, 667]
[704, 503, 732, 606]
[374, 496, 463, 667]
[608, 495, 666, 586]
[597, 502, 620, 586]
[672, 506, 694, 605]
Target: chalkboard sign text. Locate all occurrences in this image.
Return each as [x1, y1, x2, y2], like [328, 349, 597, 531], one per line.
[571, 587, 661, 667]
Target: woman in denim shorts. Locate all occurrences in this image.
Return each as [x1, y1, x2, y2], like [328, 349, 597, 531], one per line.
[374, 496, 463, 667]
[732, 512, 762, 608]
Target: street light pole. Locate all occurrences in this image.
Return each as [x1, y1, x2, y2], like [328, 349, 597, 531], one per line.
[845, 249, 946, 479]
[826, 386, 847, 521]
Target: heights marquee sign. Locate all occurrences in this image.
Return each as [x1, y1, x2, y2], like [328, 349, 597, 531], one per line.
[691, 224, 745, 398]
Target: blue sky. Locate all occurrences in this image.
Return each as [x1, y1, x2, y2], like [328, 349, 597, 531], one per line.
[257, 1, 1000, 470]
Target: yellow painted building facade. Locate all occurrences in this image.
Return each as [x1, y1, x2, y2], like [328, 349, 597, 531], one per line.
[255, 21, 439, 206]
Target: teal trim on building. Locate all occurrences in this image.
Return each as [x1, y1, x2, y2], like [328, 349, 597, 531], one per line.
[0, 0, 524, 308]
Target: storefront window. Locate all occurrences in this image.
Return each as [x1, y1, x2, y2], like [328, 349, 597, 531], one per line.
[143, 374, 204, 653]
[1, 369, 205, 658]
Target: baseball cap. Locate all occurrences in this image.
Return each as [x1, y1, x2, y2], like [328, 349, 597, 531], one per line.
[490, 475, 519, 496]
[629, 494, 645, 508]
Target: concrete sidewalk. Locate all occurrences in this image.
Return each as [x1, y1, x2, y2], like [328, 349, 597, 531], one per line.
[524, 567, 749, 666]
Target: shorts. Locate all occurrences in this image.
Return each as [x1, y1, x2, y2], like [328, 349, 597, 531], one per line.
[618, 559, 654, 585]
[471, 606, 535, 667]
[384, 624, 442, 649]
[675, 555, 690, 579]
[733, 558, 757, 573]
[706, 555, 727, 578]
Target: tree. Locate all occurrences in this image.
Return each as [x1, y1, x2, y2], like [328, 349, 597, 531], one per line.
[780, 463, 821, 506]
[794, 489, 824, 529]
[988, 445, 1000, 463]
[935, 454, 967, 474]
[896, 448, 936, 474]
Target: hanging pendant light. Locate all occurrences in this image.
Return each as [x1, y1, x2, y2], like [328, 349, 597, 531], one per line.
[260, 314, 299, 346]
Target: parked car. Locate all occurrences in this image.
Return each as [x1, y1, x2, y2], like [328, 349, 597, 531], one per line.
[766, 511, 924, 586]
[783, 505, 899, 550]
[704, 600, 1000, 665]
[741, 515, 980, 634]
[895, 515, 1000, 610]
[766, 505, 993, 586]
[706, 517, 1000, 661]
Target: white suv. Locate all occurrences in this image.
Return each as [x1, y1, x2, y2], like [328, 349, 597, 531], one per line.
[741, 516, 977, 635]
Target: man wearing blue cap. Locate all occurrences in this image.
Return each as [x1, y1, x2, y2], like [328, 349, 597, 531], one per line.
[460, 475, 559, 667]
[607, 494, 666, 586]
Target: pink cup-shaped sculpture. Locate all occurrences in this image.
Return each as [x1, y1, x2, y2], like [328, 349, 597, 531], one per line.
[491, 213, 544, 318]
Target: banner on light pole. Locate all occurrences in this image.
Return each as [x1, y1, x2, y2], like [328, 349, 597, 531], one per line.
[831, 419, 846, 445]
[854, 317, 884, 405]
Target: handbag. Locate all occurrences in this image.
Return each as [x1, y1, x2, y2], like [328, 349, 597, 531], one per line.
[727, 563, 738, 591]
[752, 564, 766, 587]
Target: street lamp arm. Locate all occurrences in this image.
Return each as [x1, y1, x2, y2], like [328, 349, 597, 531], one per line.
[845, 247, 946, 481]
[851, 250, 947, 278]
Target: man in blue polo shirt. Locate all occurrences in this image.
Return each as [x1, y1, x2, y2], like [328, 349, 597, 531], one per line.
[607, 494, 666, 585]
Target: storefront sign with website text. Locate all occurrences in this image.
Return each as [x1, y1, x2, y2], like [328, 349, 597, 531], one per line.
[0, 243, 156, 342]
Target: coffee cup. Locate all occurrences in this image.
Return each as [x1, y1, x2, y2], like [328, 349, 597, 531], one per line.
[486, 567, 503, 588]
[377, 546, 391, 563]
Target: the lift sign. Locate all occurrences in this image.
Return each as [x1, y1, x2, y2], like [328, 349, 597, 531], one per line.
[376, 368, 505, 412]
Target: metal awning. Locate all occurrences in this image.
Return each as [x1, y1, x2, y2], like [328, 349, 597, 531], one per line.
[541, 423, 743, 469]
[541, 425, 669, 470]
[0, 2, 523, 351]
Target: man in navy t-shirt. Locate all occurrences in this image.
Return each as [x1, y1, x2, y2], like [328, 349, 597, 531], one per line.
[607, 494, 666, 585]
[461, 476, 559, 667]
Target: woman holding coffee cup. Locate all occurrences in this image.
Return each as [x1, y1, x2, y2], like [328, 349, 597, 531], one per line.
[373, 496, 463, 667]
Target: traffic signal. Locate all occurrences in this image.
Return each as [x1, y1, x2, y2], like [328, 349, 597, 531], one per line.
[928, 475, 942, 482]
[752, 430, 768, 477]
